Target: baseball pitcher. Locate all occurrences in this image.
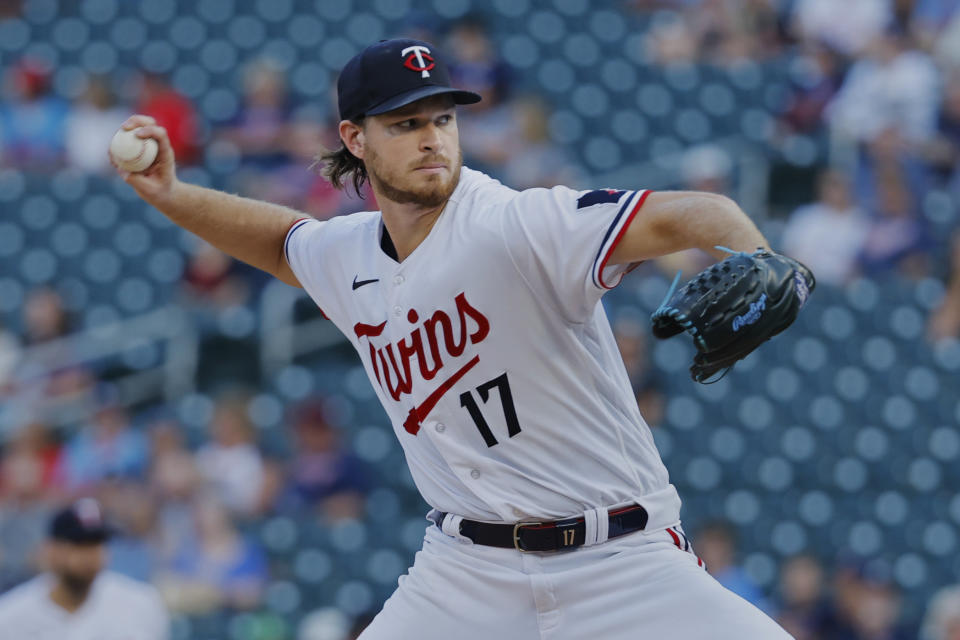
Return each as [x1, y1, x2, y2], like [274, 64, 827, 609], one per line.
[113, 38, 811, 639]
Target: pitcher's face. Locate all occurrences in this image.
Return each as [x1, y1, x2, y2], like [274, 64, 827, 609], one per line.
[353, 94, 462, 207]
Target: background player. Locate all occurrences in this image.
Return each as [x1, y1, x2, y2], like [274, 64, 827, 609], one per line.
[112, 38, 798, 639]
[0, 499, 169, 640]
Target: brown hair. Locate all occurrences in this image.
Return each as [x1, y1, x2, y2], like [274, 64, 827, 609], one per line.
[312, 117, 368, 198]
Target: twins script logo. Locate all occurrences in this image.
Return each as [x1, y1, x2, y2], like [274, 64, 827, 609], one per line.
[402, 45, 435, 78]
[353, 293, 490, 435]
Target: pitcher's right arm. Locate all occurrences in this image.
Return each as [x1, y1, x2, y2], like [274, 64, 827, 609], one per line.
[112, 115, 304, 288]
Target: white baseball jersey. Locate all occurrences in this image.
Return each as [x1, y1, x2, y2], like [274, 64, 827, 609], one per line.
[0, 571, 169, 640]
[285, 167, 681, 523]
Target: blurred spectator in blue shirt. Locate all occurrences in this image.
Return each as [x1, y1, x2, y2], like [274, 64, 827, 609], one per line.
[216, 58, 292, 171]
[102, 480, 161, 584]
[147, 419, 202, 567]
[782, 169, 870, 286]
[774, 554, 834, 640]
[65, 76, 128, 174]
[779, 41, 844, 135]
[826, 29, 939, 146]
[858, 166, 932, 279]
[912, 0, 960, 51]
[446, 16, 515, 176]
[0, 423, 59, 590]
[934, 9, 960, 67]
[790, 0, 891, 57]
[921, 70, 960, 189]
[447, 16, 511, 108]
[845, 561, 914, 640]
[694, 520, 771, 613]
[0, 58, 68, 170]
[283, 399, 369, 522]
[156, 494, 267, 613]
[196, 393, 268, 517]
[60, 389, 148, 491]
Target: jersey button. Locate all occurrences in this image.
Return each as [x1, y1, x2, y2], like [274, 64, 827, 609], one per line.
[470, 469, 481, 479]
[393, 275, 404, 285]
[435, 423, 446, 433]
[393, 305, 403, 317]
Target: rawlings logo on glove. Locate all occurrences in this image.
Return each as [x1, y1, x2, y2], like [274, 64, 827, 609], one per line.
[732, 294, 767, 331]
[650, 248, 816, 383]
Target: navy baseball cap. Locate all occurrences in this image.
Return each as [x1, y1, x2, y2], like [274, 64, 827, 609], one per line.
[49, 499, 112, 545]
[337, 38, 481, 121]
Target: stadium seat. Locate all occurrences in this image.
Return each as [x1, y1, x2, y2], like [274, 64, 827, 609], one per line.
[114, 276, 155, 313]
[546, 109, 584, 144]
[109, 17, 148, 51]
[538, 59, 575, 93]
[365, 548, 406, 585]
[334, 580, 375, 617]
[501, 34, 541, 69]
[265, 579, 302, 616]
[636, 83, 673, 118]
[674, 107, 712, 142]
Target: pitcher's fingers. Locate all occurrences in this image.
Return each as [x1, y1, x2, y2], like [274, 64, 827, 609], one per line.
[121, 114, 157, 130]
[133, 124, 170, 150]
[133, 124, 175, 165]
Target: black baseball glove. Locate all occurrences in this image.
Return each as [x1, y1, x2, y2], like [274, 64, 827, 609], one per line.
[650, 248, 815, 383]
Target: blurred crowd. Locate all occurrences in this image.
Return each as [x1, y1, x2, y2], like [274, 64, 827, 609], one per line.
[3, 1, 960, 639]
[0, 387, 370, 631]
[0, 14, 581, 209]
[628, 0, 960, 316]
[691, 520, 960, 640]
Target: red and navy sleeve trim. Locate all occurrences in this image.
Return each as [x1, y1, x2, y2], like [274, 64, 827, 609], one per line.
[591, 189, 652, 289]
[283, 217, 328, 319]
[667, 526, 705, 569]
[283, 217, 312, 265]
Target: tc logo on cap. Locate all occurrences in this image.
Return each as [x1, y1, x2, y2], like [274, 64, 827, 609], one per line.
[402, 45, 435, 78]
[75, 498, 103, 527]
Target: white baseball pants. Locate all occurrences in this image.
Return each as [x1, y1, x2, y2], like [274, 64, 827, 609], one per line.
[358, 522, 793, 640]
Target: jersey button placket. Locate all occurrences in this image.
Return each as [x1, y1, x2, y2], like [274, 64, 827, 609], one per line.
[435, 423, 446, 433]
[470, 469, 481, 479]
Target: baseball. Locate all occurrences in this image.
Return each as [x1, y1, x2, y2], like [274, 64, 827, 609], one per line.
[109, 127, 158, 173]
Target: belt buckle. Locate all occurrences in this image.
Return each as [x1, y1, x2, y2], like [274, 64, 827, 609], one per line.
[512, 521, 540, 552]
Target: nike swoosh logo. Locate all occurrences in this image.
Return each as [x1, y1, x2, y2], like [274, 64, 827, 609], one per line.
[352, 276, 379, 290]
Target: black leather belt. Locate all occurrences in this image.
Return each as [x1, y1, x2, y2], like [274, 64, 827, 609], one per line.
[434, 505, 649, 552]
